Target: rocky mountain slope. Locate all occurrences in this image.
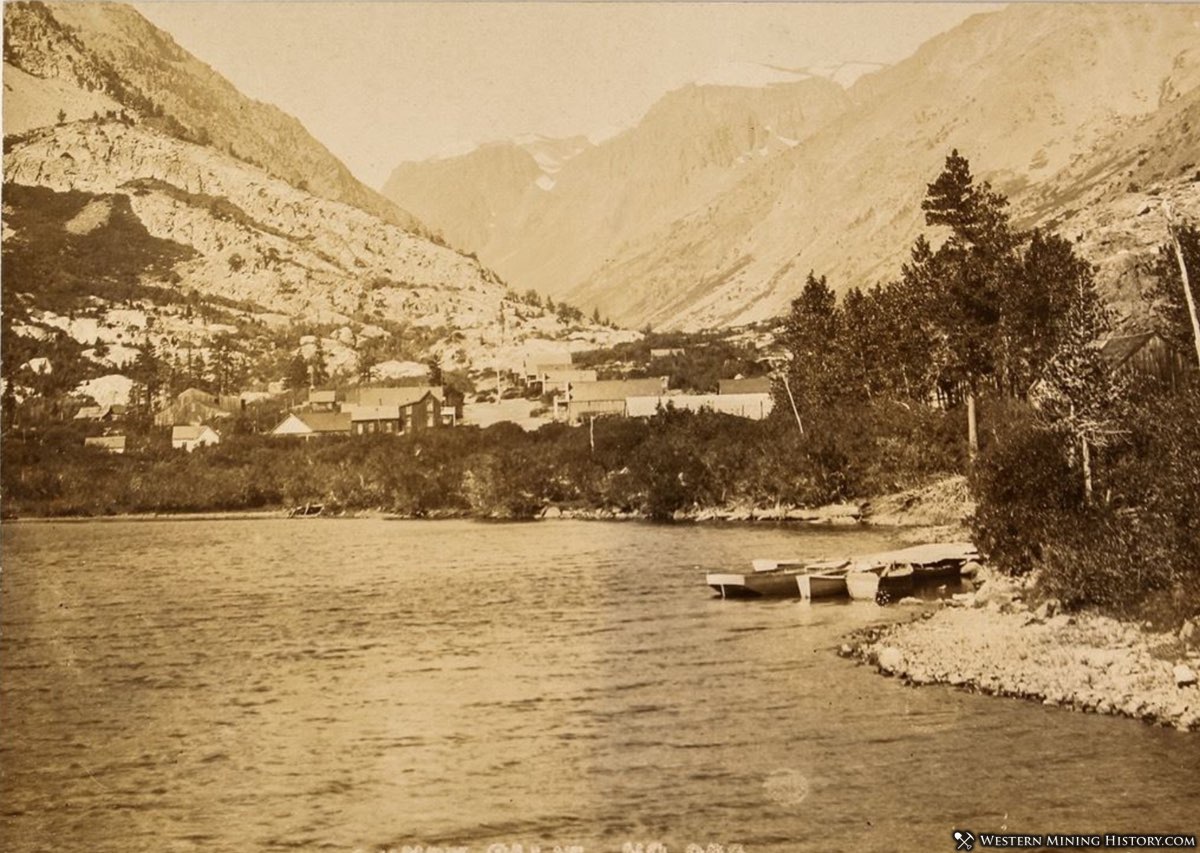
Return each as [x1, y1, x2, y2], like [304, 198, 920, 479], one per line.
[383, 77, 851, 307]
[4, 120, 629, 380]
[2, 3, 635, 408]
[1015, 83, 1200, 325]
[576, 3, 1200, 330]
[3, 0, 424, 233]
[384, 3, 1200, 330]
[383, 140, 563, 255]
[382, 133, 594, 252]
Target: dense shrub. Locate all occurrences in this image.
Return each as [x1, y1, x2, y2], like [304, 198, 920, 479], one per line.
[2, 397, 968, 520]
[972, 385, 1200, 618]
[970, 411, 1083, 575]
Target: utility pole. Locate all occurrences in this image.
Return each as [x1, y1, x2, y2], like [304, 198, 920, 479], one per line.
[780, 372, 804, 436]
[1163, 201, 1200, 369]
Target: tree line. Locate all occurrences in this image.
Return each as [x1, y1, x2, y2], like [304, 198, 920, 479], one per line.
[4, 151, 1197, 624]
[773, 150, 1198, 620]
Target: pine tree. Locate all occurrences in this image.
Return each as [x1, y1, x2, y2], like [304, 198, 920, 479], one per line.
[310, 339, 330, 387]
[1032, 268, 1125, 501]
[917, 151, 1021, 455]
[285, 354, 310, 390]
[1001, 230, 1093, 397]
[777, 272, 845, 419]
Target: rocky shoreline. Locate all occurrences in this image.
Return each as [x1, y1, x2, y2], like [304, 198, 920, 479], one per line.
[843, 570, 1200, 731]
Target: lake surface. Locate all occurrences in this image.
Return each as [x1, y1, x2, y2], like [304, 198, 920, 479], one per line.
[2, 519, 1198, 852]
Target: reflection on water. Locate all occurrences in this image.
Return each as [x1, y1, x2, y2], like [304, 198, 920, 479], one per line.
[2, 519, 1198, 852]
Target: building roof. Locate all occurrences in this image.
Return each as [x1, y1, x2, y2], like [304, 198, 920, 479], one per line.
[344, 386, 435, 407]
[1099, 332, 1163, 368]
[570, 377, 667, 402]
[719, 376, 772, 395]
[308, 389, 337, 404]
[542, 368, 597, 383]
[172, 425, 218, 441]
[295, 412, 352, 433]
[74, 405, 110, 420]
[177, 387, 217, 404]
[347, 405, 401, 422]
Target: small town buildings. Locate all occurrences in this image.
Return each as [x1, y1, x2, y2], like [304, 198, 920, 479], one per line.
[436, 387, 465, 425]
[84, 435, 127, 453]
[538, 368, 597, 396]
[342, 386, 443, 430]
[521, 349, 573, 383]
[172, 424, 221, 452]
[74, 404, 122, 421]
[348, 405, 402, 435]
[270, 412, 352, 439]
[307, 389, 338, 411]
[564, 377, 668, 422]
[154, 387, 243, 427]
[626, 392, 774, 420]
[718, 376, 773, 396]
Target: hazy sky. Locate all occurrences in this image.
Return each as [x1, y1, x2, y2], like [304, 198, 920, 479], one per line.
[134, 2, 997, 188]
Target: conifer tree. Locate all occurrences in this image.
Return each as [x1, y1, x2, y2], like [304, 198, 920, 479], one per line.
[916, 150, 1021, 455]
[1032, 266, 1125, 501]
[777, 272, 845, 420]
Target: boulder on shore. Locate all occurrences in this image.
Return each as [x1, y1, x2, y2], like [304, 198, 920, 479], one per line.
[1174, 664, 1197, 688]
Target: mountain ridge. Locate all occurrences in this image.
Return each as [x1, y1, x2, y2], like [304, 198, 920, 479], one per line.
[381, 2, 1200, 330]
[3, 1, 427, 234]
[382, 75, 852, 309]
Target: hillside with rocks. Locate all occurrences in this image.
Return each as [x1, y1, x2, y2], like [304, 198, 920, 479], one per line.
[3, 118, 634, 402]
[2, 3, 636, 411]
[3, 1, 424, 232]
[383, 3, 1200, 330]
[1014, 84, 1200, 326]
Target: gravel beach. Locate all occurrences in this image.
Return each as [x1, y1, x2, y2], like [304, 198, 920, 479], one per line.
[846, 572, 1200, 731]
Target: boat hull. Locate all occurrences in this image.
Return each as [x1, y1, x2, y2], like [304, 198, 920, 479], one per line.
[707, 571, 807, 599]
[845, 571, 880, 601]
[796, 572, 848, 600]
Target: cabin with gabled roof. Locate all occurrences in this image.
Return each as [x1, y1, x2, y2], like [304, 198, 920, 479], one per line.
[270, 411, 352, 439]
[1100, 331, 1192, 391]
[564, 377, 668, 422]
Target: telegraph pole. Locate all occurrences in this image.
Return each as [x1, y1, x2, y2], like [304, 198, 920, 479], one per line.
[1163, 201, 1200, 369]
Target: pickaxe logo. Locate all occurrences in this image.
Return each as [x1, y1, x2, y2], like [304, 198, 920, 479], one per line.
[953, 830, 975, 851]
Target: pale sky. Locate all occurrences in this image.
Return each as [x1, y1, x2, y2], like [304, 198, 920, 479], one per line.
[134, 2, 998, 188]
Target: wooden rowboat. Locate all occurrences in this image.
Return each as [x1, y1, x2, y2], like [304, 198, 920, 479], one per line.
[847, 564, 915, 601]
[845, 569, 882, 601]
[796, 568, 850, 599]
[707, 568, 809, 599]
[707, 559, 850, 599]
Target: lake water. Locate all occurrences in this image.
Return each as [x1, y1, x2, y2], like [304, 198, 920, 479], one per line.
[2, 519, 1198, 853]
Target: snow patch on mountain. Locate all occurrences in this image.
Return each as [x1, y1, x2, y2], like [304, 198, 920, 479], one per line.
[694, 61, 814, 88]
